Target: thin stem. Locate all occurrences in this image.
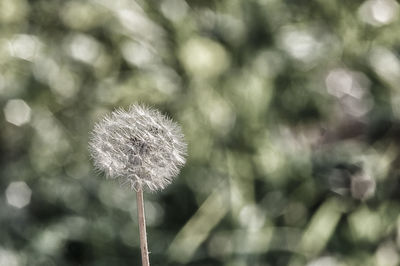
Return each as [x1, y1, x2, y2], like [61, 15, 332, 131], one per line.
[136, 188, 150, 266]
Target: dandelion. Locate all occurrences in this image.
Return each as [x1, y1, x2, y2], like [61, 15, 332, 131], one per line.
[89, 104, 187, 191]
[89, 104, 187, 266]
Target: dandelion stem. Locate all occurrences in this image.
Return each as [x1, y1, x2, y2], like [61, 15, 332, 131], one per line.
[136, 188, 150, 266]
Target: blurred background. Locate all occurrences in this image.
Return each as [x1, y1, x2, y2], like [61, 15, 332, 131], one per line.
[1, 0, 400, 265]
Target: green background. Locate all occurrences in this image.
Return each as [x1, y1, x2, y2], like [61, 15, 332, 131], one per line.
[1, 0, 400, 265]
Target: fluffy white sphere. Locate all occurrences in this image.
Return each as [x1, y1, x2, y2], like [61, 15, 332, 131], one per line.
[89, 104, 187, 191]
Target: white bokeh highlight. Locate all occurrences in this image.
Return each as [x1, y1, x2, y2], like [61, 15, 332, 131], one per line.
[376, 241, 399, 266]
[4, 99, 31, 126]
[279, 27, 322, 63]
[369, 47, 400, 84]
[68, 34, 100, 64]
[6, 181, 32, 209]
[8, 34, 41, 61]
[0, 249, 19, 266]
[358, 0, 399, 26]
[325, 69, 369, 99]
[307, 256, 338, 266]
[325, 68, 373, 117]
[160, 0, 188, 22]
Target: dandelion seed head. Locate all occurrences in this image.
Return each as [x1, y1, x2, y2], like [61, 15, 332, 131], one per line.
[89, 104, 187, 191]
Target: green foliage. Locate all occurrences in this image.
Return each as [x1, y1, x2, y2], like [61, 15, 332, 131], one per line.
[1, 0, 400, 265]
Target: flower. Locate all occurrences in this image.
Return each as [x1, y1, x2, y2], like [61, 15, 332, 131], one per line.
[89, 104, 187, 191]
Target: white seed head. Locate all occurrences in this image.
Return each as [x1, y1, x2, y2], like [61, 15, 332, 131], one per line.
[89, 104, 187, 191]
